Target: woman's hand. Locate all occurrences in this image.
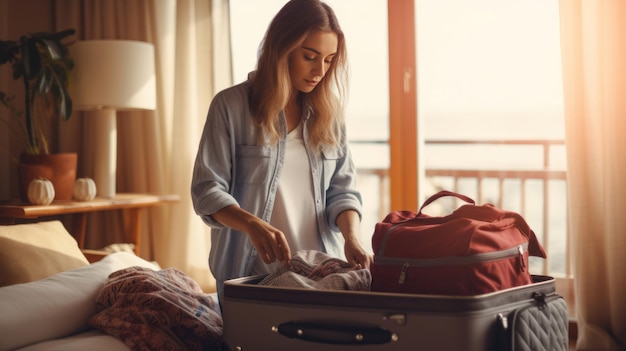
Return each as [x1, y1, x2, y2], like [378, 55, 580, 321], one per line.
[344, 237, 373, 270]
[212, 205, 291, 264]
[246, 216, 291, 264]
[336, 209, 373, 269]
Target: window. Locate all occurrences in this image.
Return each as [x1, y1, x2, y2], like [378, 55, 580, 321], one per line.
[229, 1, 570, 282]
[416, 0, 568, 278]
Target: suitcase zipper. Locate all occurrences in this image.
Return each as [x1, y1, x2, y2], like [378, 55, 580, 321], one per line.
[377, 244, 529, 284]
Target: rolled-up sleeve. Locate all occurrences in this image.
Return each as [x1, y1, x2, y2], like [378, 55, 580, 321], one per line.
[191, 91, 239, 228]
[324, 126, 363, 232]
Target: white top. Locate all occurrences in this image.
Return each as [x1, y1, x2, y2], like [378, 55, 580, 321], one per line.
[251, 121, 322, 274]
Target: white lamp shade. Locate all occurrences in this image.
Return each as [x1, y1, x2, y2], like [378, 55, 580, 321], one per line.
[70, 40, 156, 111]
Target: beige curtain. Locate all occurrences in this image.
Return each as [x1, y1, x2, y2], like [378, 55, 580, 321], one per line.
[54, 0, 232, 291]
[559, 1, 626, 349]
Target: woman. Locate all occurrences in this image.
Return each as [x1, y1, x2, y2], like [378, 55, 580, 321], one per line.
[191, 0, 372, 304]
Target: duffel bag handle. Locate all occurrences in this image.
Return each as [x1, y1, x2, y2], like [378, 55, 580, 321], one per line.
[418, 190, 475, 216]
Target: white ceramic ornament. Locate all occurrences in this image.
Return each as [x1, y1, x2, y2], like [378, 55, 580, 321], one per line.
[73, 177, 97, 201]
[28, 178, 55, 205]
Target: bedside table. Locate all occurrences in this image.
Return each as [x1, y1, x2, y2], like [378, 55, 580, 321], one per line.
[0, 193, 180, 256]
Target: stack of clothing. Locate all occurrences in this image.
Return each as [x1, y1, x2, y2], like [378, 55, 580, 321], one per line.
[258, 250, 371, 291]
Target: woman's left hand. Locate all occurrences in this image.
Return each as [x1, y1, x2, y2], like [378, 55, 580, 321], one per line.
[336, 210, 373, 269]
[344, 238, 373, 270]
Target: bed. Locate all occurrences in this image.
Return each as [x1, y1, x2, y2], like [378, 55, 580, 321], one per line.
[0, 221, 224, 351]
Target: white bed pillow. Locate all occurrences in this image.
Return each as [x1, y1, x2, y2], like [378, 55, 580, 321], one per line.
[0, 252, 158, 351]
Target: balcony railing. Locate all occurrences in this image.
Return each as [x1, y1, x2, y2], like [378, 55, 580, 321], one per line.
[355, 139, 571, 279]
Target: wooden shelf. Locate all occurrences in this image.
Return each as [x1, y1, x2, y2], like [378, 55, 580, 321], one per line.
[0, 193, 180, 256]
[0, 193, 179, 218]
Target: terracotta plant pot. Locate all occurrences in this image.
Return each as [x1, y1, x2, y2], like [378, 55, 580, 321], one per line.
[18, 153, 78, 203]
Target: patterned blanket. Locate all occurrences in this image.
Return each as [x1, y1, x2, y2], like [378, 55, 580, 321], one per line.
[89, 266, 224, 351]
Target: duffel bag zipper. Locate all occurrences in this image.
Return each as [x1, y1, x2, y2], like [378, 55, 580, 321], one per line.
[398, 262, 410, 284]
[375, 243, 529, 284]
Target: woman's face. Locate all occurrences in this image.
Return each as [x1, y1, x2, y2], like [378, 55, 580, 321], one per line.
[289, 30, 338, 94]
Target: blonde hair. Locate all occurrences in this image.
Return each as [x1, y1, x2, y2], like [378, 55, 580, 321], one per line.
[249, 0, 348, 150]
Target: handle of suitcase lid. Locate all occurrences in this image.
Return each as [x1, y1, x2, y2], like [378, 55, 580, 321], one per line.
[417, 190, 475, 216]
[276, 321, 395, 345]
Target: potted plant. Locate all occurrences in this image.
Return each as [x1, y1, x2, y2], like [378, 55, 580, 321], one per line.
[0, 28, 77, 201]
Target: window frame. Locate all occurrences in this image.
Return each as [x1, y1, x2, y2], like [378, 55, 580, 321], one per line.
[388, 0, 419, 211]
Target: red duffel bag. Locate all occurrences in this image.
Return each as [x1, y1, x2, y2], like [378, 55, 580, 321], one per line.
[370, 190, 547, 295]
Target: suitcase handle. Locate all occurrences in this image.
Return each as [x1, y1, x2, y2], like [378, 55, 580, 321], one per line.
[276, 321, 395, 345]
[418, 190, 475, 216]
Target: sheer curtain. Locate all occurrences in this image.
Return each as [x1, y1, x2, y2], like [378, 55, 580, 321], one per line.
[54, 0, 231, 291]
[559, 1, 626, 349]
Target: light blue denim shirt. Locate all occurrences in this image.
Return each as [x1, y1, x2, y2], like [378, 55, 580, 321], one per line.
[191, 76, 362, 302]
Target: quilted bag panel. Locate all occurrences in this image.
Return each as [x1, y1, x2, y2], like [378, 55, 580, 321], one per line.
[510, 294, 569, 351]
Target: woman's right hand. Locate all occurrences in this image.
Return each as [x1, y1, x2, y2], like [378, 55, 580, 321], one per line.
[245, 217, 291, 264]
[211, 205, 291, 264]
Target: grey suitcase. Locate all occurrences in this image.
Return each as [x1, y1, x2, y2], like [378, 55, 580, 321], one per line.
[223, 275, 568, 351]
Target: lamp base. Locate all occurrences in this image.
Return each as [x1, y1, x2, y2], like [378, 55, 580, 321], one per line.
[92, 108, 117, 198]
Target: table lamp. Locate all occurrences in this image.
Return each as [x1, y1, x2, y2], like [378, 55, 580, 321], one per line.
[70, 40, 156, 198]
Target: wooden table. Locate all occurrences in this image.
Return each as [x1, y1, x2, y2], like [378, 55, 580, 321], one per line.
[0, 193, 180, 256]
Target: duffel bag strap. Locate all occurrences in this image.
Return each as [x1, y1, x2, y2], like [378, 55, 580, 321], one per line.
[418, 190, 475, 216]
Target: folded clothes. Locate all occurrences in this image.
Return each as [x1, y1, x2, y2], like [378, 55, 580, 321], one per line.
[258, 250, 371, 291]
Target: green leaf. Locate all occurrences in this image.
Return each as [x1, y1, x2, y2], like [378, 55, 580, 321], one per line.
[0, 40, 19, 65]
[21, 37, 42, 80]
[57, 83, 72, 121]
[39, 38, 62, 60]
[37, 69, 52, 94]
[11, 61, 23, 80]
